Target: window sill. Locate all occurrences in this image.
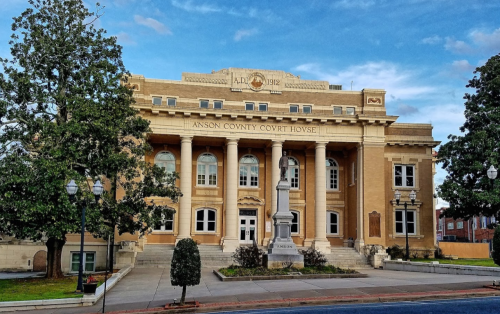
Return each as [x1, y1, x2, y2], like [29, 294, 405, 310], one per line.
[326, 190, 340, 193]
[193, 231, 217, 235]
[239, 187, 261, 190]
[195, 186, 220, 189]
[152, 231, 175, 234]
[326, 234, 343, 238]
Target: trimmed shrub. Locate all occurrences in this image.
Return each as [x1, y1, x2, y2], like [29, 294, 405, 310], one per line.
[386, 244, 404, 259]
[170, 238, 201, 305]
[232, 244, 264, 268]
[434, 246, 444, 259]
[492, 225, 500, 266]
[299, 248, 327, 267]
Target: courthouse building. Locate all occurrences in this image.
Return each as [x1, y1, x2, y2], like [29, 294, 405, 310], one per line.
[127, 67, 439, 254]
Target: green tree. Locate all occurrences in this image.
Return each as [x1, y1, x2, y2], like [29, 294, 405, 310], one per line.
[170, 238, 201, 306]
[0, 0, 181, 278]
[437, 53, 500, 221]
[493, 226, 500, 266]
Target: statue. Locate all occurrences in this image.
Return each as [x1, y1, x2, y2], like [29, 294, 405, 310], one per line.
[279, 151, 289, 181]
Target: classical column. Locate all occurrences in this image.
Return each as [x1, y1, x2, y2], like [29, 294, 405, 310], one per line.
[177, 136, 192, 242]
[355, 143, 365, 250]
[223, 138, 239, 252]
[313, 141, 331, 253]
[270, 141, 283, 241]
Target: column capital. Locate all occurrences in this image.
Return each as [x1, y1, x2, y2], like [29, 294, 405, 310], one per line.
[271, 140, 284, 147]
[226, 138, 239, 145]
[181, 136, 193, 143]
[315, 141, 328, 148]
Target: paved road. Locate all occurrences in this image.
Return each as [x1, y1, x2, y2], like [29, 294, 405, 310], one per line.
[215, 296, 500, 314]
[8, 267, 500, 314]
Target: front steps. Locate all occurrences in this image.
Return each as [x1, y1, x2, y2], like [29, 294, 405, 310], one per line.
[135, 244, 372, 269]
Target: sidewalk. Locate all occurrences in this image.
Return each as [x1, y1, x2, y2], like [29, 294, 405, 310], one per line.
[5, 267, 500, 314]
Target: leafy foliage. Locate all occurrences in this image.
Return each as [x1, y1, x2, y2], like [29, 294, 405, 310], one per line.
[218, 265, 357, 277]
[170, 238, 201, 305]
[0, 0, 181, 277]
[299, 248, 327, 267]
[437, 53, 500, 221]
[493, 226, 500, 266]
[232, 244, 264, 268]
[386, 244, 405, 259]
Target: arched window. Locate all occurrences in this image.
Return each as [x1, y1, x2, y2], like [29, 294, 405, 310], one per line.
[326, 158, 339, 190]
[291, 211, 299, 234]
[155, 152, 176, 176]
[327, 211, 339, 235]
[153, 210, 174, 232]
[196, 208, 216, 232]
[239, 155, 259, 187]
[285, 157, 299, 189]
[197, 153, 217, 186]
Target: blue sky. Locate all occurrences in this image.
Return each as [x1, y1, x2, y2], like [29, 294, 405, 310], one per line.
[2, 0, 500, 208]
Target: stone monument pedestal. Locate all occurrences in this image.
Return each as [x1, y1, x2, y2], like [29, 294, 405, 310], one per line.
[264, 180, 304, 269]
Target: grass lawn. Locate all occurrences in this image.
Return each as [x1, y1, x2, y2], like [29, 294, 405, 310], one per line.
[411, 258, 498, 267]
[0, 275, 105, 302]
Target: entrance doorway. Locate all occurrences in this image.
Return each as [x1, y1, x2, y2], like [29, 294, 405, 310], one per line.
[239, 209, 257, 244]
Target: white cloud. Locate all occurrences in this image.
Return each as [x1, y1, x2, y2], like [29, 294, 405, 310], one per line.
[333, 0, 376, 9]
[444, 37, 474, 54]
[234, 28, 258, 42]
[115, 32, 136, 45]
[469, 28, 500, 52]
[396, 104, 419, 116]
[134, 15, 172, 35]
[171, 0, 221, 13]
[451, 60, 475, 73]
[421, 35, 441, 45]
[293, 62, 435, 100]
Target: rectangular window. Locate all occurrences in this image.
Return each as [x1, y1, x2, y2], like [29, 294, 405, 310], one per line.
[214, 100, 223, 109]
[327, 212, 339, 234]
[290, 168, 299, 189]
[492, 217, 496, 223]
[152, 96, 162, 106]
[291, 212, 299, 234]
[481, 217, 487, 229]
[395, 210, 416, 235]
[245, 102, 254, 111]
[346, 107, 355, 115]
[438, 218, 443, 231]
[473, 218, 477, 230]
[394, 165, 415, 187]
[457, 221, 463, 229]
[258, 103, 268, 111]
[200, 100, 209, 108]
[303, 106, 312, 113]
[447, 222, 454, 230]
[289, 105, 299, 113]
[333, 106, 342, 115]
[71, 252, 95, 273]
[154, 212, 174, 231]
[167, 98, 176, 106]
[351, 162, 356, 184]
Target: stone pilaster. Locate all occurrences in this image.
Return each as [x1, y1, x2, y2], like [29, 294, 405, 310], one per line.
[355, 143, 365, 251]
[223, 138, 240, 252]
[313, 141, 331, 253]
[270, 140, 283, 242]
[176, 136, 192, 242]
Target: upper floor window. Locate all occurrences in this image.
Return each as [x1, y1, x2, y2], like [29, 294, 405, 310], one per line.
[481, 216, 487, 229]
[290, 105, 299, 113]
[396, 210, 416, 235]
[200, 100, 209, 108]
[291, 211, 299, 234]
[333, 106, 342, 115]
[438, 218, 443, 231]
[346, 107, 355, 115]
[326, 158, 339, 190]
[457, 221, 463, 229]
[285, 157, 299, 189]
[154, 211, 174, 232]
[394, 165, 414, 187]
[167, 97, 176, 106]
[196, 208, 216, 232]
[327, 212, 339, 235]
[197, 153, 217, 186]
[447, 222, 454, 230]
[258, 103, 268, 111]
[152, 96, 162, 106]
[214, 100, 223, 109]
[245, 102, 254, 111]
[239, 155, 259, 187]
[303, 106, 312, 113]
[155, 152, 176, 177]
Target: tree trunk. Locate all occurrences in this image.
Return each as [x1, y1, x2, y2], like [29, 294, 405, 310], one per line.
[45, 237, 66, 279]
[180, 285, 186, 305]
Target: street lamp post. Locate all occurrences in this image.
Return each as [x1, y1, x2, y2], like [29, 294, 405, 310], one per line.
[395, 189, 416, 261]
[66, 179, 104, 292]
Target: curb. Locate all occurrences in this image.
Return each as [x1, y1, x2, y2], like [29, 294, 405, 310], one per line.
[212, 269, 368, 281]
[85, 288, 500, 314]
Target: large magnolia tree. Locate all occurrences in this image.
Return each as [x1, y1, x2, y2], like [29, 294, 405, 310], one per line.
[0, 0, 181, 278]
[437, 53, 500, 221]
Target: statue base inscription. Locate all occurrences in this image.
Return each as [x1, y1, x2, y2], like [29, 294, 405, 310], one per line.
[264, 180, 304, 269]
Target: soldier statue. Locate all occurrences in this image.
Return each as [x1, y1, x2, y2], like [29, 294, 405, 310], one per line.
[279, 151, 289, 181]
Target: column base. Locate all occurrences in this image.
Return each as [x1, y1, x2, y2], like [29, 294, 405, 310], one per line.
[312, 239, 331, 254]
[262, 237, 271, 247]
[175, 235, 191, 245]
[303, 238, 314, 249]
[222, 238, 240, 253]
[354, 239, 365, 253]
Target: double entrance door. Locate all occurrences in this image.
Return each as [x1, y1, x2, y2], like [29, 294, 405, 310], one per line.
[239, 209, 257, 244]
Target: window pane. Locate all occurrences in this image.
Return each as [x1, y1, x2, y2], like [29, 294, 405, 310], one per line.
[346, 107, 355, 115]
[292, 212, 298, 223]
[152, 97, 162, 105]
[197, 210, 204, 220]
[200, 100, 209, 108]
[239, 166, 247, 186]
[165, 221, 173, 231]
[407, 211, 415, 222]
[259, 103, 267, 111]
[396, 222, 403, 233]
[71, 262, 79, 272]
[396, 211, 402, 222]
[333, 107, 342, 114]
[331, 213, 338, 223]
[214, 101, 223, 109]
[290, 105, 298, 113]
[207, 222, 215, 231]
[303, 106, 311, 113]
[245, 103, 254, 110]
[408, 222, 415, 234]
[208, 210, 216, 221]
[406, 177, 414, 187]
[291, 224, 298, 233]
[196, 221, 204, 231]
[330, 224, 337, 234]
[167, 98, 176, 106]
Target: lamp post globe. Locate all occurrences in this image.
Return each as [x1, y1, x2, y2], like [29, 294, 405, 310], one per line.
[487, 165, 497, 180]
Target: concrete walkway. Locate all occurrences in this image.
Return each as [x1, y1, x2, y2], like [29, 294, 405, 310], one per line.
[0, 272, 45, 280]
[6, 267, 500, 314]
